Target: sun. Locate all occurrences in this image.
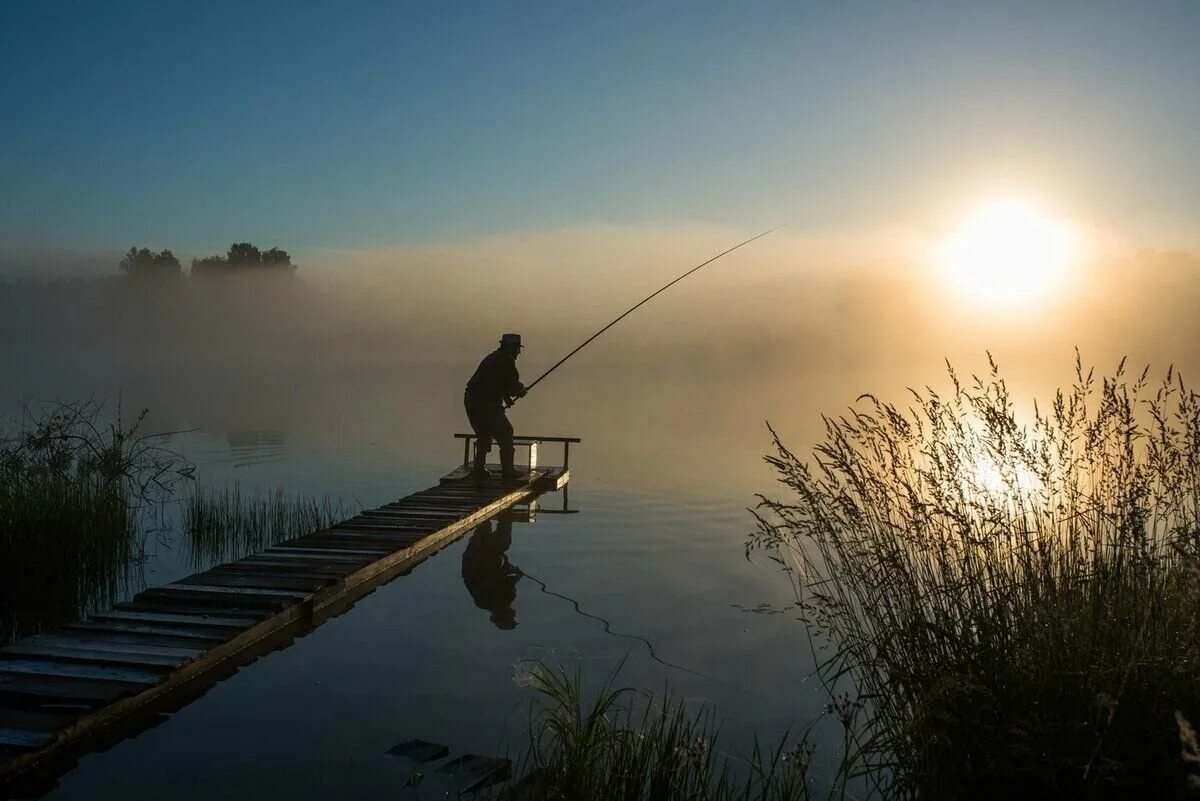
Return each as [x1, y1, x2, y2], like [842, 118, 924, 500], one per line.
[938, 200, 1076, 307]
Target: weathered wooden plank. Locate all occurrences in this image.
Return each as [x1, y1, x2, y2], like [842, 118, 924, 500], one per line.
[64, 622, 232, 643]
[267, 545, 388, 557]
[385, 502, 481, 511]
[49, 628, 221, 652]
[361, 509, 460, 519]
[281, 541, 399, 555]
[248, 550, 375, 565]
[114, 600, 274, 620]
[21, 636, 202, 660]
[0, 645, 185, 671]
[134, 588, 296, 611]
[223, 557, 358, 572]
[327, 524, 434, 536]
[207, 564, 348, 580]
[177, 573, 329, 593]
[0, 708, 77, 734]
[89, 611, 260, 629]
[322, 530, 427, 544]
[164, 582, 308, 597]
[0, 672, 144, 706]
[0, 729, 53, 749]
[0, 661, 163, 685]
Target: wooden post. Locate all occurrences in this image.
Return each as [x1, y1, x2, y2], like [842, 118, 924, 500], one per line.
[528, 442, 538, 470]
[463, 436, 471, 467]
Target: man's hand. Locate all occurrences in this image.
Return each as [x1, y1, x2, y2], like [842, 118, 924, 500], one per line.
[516, 384, 527, 398]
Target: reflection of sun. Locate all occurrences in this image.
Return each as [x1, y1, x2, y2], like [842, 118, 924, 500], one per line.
[938, 200, 1076, 306]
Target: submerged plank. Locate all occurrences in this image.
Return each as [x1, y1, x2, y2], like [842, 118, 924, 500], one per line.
[437, 754, 511, 792]
[386, 738, 449, 762]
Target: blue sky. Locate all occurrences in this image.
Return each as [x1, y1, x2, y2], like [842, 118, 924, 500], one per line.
[2, 1, 1198, 259]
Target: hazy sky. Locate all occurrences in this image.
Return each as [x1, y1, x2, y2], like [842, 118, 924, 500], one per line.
[2, 1, 1198, 260]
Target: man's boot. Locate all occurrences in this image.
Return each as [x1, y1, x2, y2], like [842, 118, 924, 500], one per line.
[500, 447, 522, 481]
[470, 445, 489, 478]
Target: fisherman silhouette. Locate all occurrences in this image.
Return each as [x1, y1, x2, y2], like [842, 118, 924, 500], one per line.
[460, 516, 522, 630]
[464, 333, 527, 479]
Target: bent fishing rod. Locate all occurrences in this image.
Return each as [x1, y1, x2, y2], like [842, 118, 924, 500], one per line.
[511, 227, 777, 405]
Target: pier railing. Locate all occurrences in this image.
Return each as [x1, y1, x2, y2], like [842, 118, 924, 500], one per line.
[453, 434, 580, 471]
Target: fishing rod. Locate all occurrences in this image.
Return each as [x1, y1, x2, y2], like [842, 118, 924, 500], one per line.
[513, 227, 777, 404]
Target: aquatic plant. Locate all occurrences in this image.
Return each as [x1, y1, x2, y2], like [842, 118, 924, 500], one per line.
[502, 661, 829, 801]
[750, 354, 1200, 798]
[0, 401, 188, 643]
[184, 483, 351, 567]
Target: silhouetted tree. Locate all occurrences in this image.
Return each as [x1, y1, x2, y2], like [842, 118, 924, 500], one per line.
[118, 247, 181, 278]
[190, 243, 295, 275]
[227, 242, 262, 266]
[260, 247, 292, 268]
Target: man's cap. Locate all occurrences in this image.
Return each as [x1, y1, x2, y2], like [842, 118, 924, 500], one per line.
[500, 333, 523, 349]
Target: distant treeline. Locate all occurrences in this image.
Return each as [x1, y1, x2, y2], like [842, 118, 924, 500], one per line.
[119, 242, 295, 278]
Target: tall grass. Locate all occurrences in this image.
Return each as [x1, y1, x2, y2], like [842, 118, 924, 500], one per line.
[502, 661, 823, 801]
[0, 401, 186, 643]
[749, 355, 1200, 798]
[184, 483, 351, 567]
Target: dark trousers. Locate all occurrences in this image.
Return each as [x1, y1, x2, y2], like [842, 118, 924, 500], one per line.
[464, 394, 514, 472]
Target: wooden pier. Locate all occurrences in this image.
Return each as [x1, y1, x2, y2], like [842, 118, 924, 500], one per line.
[0, 436, 577, 792]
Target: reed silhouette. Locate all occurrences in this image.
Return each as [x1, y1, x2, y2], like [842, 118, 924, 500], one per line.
[751, 353, 1200, 798]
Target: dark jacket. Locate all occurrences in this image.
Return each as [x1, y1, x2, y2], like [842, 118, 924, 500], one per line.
[465, 348, 523, 404]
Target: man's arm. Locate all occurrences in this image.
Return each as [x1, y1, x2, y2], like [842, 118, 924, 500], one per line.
[505, 361, 526, 400]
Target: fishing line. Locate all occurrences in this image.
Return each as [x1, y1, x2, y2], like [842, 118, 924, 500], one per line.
[519, 568, 775, 701]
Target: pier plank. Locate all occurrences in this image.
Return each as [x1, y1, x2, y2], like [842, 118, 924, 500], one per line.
[0, 673, 147, 706]
[20, 637, 202, 660]
[0, 645, 185, 671]
[0, 709, 78, 734]
[89, 611, 260, 629]
[63, 623, 233, 642]
[177, 574, 331, 592]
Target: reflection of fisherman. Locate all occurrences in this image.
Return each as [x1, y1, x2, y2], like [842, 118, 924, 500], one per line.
[461, 516, 522, 630]
[464, 333, 527, 479]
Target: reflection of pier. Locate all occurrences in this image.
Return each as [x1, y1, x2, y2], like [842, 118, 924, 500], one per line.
[0, 436, 577, 793]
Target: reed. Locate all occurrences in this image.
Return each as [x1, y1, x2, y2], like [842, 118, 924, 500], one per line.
[499, 661, 827, 801]
[0, 401, 185, 643]
[750, 354, 1200, 798]
[183, 483, 351, 566]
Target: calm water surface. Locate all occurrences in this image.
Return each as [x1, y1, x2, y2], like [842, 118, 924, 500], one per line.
[15, 361, 841, 799]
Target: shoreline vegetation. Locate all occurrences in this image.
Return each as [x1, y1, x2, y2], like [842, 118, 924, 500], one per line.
[751, 355, 1200, 798]
[0, 402, 187, 644]
[184, 484, 351, 566]
[0, 401, 349, 645]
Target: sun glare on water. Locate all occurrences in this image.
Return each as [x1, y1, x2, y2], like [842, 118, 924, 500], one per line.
[938, 200, 1077, 307]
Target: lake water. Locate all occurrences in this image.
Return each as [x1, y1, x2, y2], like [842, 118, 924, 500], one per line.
[7, 352, 850, 799]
